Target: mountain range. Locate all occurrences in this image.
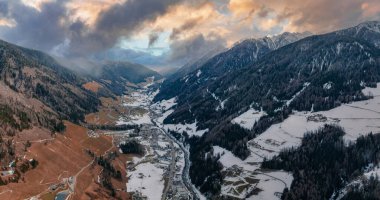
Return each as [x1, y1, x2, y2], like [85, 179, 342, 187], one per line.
[154, 21, 380, 197]
[0, 19, 380, 200]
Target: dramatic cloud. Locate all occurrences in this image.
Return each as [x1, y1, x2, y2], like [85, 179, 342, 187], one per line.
[170, 17, 202, 40]
[66, 0, 183, 56]
[227, 0, 380, 33]
[0, 0, 379, 72]
[168, 33, 226, 66]
[0, 0, 67, 51]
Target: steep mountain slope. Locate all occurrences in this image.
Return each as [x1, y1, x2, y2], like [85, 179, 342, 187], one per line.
[93, 61, 162, 95]
[0, 39, 100, 131]
[160, 21, 380, 197]
[163, 47, 225, 84]
[154, 32, 311, 102]
[168, 21, 380, 136]
[175, 48, 224, 78]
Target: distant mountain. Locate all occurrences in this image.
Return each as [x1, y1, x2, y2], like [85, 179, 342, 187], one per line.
[55, 57, 163, 96]
[0, 39, 100, 132]
[169, 47, 226, 81]
[154, 31, 311, 102]
[92, 61, 162, 95]
[160, 21, 380, 197]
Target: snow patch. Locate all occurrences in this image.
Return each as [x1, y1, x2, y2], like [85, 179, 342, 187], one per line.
[127, 162, 164, 200]
[286, 82, 310, 106]
[213, 146, 259, 171]
[248, 171, 293, 200]
[323, 82, 333, 90]
[247, 83, 380, 163]
[207, 89, 226, 111]
[116, 113, 152, 125]
[196, 70, 202, 77]
[164, 121, 209, 137]
[151, 97, 177, 111]
[231, 108, 266, 130]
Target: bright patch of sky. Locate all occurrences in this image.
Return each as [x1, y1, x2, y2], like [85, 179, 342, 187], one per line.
[118, 31, 171, 57]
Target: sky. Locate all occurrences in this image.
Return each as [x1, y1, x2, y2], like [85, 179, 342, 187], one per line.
[0, 0, 379, 73]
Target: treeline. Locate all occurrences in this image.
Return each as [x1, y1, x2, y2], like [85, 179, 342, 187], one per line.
[0, 136, 15, 167]
[0, 100, 66, 135]
[167, 130, 224, 197]
[342, 175, 380, 200]
[213, 107, 291, 160]
[290, 76, 370, 112]
[262, 125, 380, 200]
[86, 150, 122, 180]
[188, 138, 223, 197]
[87, 150, 122, 197]
[83, 123, 138, 131]
[0, 104, 30, 131]
[183, 107, 291, 198]
[119, 140, 144, 155]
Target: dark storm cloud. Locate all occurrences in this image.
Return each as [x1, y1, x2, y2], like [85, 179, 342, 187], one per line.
[0, 0, 184, 57]
[169, 17, 201, 40]
[0, 0, 66, 51]
[0, 1, 9, 17]
[93, 33, 226, 71]
[168, 33, 226, 65]
[0, 0, 379, 72]
[67, 0, 182, 56]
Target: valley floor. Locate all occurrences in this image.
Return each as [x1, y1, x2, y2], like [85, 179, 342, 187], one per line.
[116, 85, 204, 200]
[3, 81, 380, 200]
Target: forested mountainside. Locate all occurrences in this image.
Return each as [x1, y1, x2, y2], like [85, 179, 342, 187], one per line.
[170, 48, 224, 80]
[160, 47, 225, 89]
[167, 21, 380, 145]
[0, 39, 100, 131]
[154, 32, 311, 102]
[159, 21, 380, 197]
[93, 61, 162, 95]
[262, 125, 380, 200]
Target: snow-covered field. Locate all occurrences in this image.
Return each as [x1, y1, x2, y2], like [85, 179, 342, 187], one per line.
[218, 84, 380, 199]
[232, 108, 266, 130]
[123, 91, 151, 107]
[163, 121, 209, 137]
[248, 84, 380, 162]
[249, 171, 293, 200]
[150, 97, 177, 112]
[213, 145, 292, 199]
[117, 86, 160, 125]
[127, 162, 165, 200]
[213, 146, 258, 171]
[116, 113, 152, 126]
[150, 97, 209, 137]
[125, 132, 175, 199]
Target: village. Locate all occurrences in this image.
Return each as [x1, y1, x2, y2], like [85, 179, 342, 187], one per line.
[111, 124, 192, 200]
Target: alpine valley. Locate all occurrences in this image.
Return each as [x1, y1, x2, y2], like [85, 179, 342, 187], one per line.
[0, 13, 380, 200]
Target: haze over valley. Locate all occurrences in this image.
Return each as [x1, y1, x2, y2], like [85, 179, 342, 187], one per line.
[0, 1, 379, 200]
